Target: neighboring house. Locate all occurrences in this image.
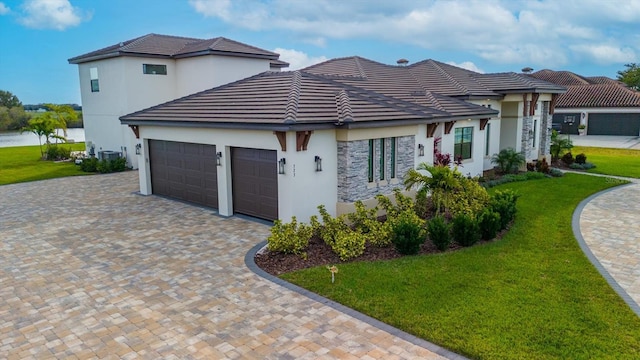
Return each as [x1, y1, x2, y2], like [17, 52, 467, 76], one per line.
[530, 70, 640, 136]
[68, 33, 288, 168]
[120, 56, 565, 222]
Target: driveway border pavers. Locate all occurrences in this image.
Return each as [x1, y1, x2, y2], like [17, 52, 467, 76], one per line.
[245, 242, 470, 360]
[572, 182, 640, 317]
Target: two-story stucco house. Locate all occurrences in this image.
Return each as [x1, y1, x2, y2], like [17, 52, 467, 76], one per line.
[68, 33, 288, 168]
[119, 56, 565, 222]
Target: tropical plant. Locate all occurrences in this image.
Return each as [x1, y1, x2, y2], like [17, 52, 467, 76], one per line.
[21, 114, 65, 158]
[404, 163, 461, 215]
[45, 104, 78, 143]
[550, 130, 573, 162]
[491, 148, 525, 174]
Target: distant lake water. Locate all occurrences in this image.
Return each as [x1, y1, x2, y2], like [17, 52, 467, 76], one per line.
[0, 128, 85, 148]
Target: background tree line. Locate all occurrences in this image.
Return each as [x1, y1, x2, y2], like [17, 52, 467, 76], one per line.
[0, 90, 83, 131]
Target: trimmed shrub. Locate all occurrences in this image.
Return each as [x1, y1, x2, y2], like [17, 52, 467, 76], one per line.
[267, 217, 312, 257]
[575, 153, 587, 165]
[451, 213, 481, 247]
[45, 145, 71, 161]
[525, 171, 546, 180]
[549, 168, 564, 177]
[478, 209, 501, 240]
[80, 157, 98, 172]
[569, 162, 596, 170]
[535, 158, 550, 174]
[332, 230, 366, 261]
[561, 152, 574, 165]
[526, 162, 536, 172]
[316, 205, 349, 247]
[446, 176, 491, 218]
[428, 215, 451, 251]
[391, 211, 426, 255]
[490, 190, 520, 230]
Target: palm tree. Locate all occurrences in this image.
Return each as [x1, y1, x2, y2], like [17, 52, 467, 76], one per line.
[491, 148, 525, 174]
[45, 104, 77, 143]
[404, 163, 461, 214]
[550, 130, 573, 162]
[21, 114, 63, 158]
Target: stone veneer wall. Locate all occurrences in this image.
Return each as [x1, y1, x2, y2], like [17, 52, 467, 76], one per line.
[337, 135, 414, 203]
[539, 101, 551, 157]
[521, 116, 533, 159]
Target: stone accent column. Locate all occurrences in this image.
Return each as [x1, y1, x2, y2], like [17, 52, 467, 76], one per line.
[521, 116, 532, 159]
[539, 101, 551, 157]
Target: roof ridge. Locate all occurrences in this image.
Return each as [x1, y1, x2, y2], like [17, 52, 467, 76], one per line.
[424, 91, 446, 112]
[284, 71, 302, 123]
[120, 33, 154, 51]
[335, 90, 354, 123]
[429, 60, 470, 95]
[353, 57, 368, 79]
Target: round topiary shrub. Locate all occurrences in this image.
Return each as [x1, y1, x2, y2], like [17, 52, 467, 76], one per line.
[561, 152, 574, 165]
[575, 153, 587, 165]
[478, 209, 501, 241]
[391, 211, 425, 255]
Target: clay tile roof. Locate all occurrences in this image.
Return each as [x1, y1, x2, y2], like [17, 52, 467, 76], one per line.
[68, 33, 283, 64]
[530, 69, 590, 86]
[557, 84, 640, 108]
[121, 69, 498, 128]
[473, 72, 566, 93]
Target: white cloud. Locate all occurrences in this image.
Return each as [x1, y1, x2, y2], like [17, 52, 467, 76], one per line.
[0, 2, 9, 15]
[446, 61, 484, 73]
[274, 48, 328, 70]
[19, 0, 90, 30]
[570, 44, 636, 64]
[188, 0, 640, 68]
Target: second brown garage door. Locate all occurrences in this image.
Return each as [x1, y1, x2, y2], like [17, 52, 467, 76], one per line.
[231, 148, 278, 221]
[149, 140, 218, 209]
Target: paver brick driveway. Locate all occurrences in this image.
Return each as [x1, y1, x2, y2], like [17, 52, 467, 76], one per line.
[0, 172, 447, 359]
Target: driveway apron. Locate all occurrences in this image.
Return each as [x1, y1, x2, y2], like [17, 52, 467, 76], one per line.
[577, 180, 640, 316]
[0, 172, 449, 359]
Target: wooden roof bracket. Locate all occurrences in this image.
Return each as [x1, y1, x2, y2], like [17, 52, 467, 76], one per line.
[549, 94, 558, 115]
[444, 121, 456, 135]
[129, 125, 140, 139]
[274, 131, 286, 151]
[479, 118, 490, 130]
[426, 123, 439, 138]
[296, 131, 313, 151]
[529, 93, 540, 116]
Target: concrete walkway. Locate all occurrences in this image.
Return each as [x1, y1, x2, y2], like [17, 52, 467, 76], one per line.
[574, 175, 640, 316]
[0, 172, 454, 359]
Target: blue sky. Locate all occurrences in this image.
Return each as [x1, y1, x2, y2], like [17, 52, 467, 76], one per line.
[0, 0, 639, 105]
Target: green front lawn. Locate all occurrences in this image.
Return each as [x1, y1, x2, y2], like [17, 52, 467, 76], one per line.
[283, 174, 640, 359]
[0, 143, 88, 185]
[572, 146, 640, 178]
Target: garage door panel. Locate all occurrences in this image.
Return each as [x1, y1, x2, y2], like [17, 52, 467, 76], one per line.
[149, 140, 218, 209]
[232, 147, 278, 221]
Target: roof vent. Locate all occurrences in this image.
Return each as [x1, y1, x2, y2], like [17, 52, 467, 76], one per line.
[397, 58, 409, 66]
[521, 67, 533, 74]
[119, 42, 124, 47]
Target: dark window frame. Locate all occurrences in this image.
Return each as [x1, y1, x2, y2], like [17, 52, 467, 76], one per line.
[143, 64, 168, 75]
[454, 127, 473, 160]
[90, 79, 99, 92]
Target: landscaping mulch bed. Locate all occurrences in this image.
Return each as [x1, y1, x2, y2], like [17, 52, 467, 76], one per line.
[255, 230, 508, 276]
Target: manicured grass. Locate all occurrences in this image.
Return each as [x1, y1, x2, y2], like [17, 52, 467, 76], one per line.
[0, 143, 89, 185]
[572, 146, 640, 178]
[283, 174, 640, 359]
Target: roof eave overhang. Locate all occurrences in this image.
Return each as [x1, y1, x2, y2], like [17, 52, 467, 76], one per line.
[120, 111, 498, 131]
[68, 52, 172, 64]
[493, 88, 567, 95]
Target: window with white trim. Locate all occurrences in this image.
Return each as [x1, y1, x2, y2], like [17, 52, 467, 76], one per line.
[90, 67, 99, 92]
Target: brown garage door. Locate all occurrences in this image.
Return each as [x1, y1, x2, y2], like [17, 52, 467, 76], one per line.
[149, 140, 218, 209]
[231, 148, 278, 221]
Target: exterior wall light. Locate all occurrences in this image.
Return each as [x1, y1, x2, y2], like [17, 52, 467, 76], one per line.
[418, 144, 425, 157]
[278, 158, 286, 174]
[135, 143, 142, 155]
[216, 151, 222, 166]
[314, 155, 322, 172]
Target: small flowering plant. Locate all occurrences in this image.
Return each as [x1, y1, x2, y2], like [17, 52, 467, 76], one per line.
[327, 265, 338, 283]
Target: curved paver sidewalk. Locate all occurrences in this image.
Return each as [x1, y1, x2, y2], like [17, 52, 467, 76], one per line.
[577, 179, 640, 316]
[0, 172, 453, 359]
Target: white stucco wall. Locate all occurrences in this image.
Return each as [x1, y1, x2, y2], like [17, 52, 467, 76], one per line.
[136, 126, 338, 223]
[175, 55, 272, 97]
